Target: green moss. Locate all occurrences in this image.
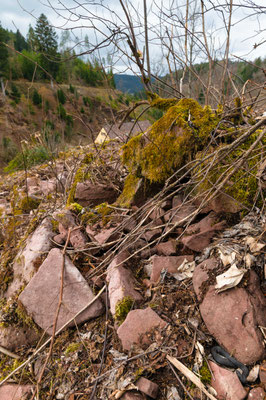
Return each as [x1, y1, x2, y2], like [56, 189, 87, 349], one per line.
[115, 296, 134, 324]
[66, 158, 92, 206]
[17, 196, 41, 213]
[199, 361, 212, 384]
[197, 129, 265, 208]
[122, 98, 221, 183]
[148, 93, 179, 110]
[51, 218, 59, 232]
[67, 202, 83, 214]
[116, 175, 142, 208]
[65, 342, 81, 355]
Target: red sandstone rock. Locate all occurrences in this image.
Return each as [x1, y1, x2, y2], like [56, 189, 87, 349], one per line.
[0, 384, 34, 400]
[259, 362, 266, 389]
[75, 181, 118, 206]
[0, 325, 40, 352]
[94, 227, 119, 245]
[136, 377, 159, 399]
[155, 240, 176, 256]
[209, 361, 247, 400]
[193, 192, 242, 214]
[149, 255, 194, 283]
[39, 179, 56, 195]
[19, 248, 104, 335]
[193, 260, 266, 365]
[164, 200, 197, 226]
[53, 233, 65, 245]
[248, 387, 266, 399]
[181, 212, 226, 252]
[57, 210, 87, 249]
[120, 391, 147, 399]
[117, 308, 167, 351]
[106, 251, 142, 315]
[141, 225, 162, 242]
[6, 217, 54, 298]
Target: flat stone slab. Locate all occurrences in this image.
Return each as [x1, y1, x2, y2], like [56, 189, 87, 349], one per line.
[181, 212, 226, 252]
[0, 324, 40, 352]
[6, 217, 54, 298]
[193, 259, 266, 365]
[0, 384, 33, 400]
[149, 255, 194, 283]
[19, 248, 104, 335]
[117, 307, 167, 351]
[106, 251, 143, 315]
[75, 181, 118, 206]
[209, 361, 247, 400]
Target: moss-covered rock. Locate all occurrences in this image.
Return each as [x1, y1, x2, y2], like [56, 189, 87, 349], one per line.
[118, 97, 221, 206]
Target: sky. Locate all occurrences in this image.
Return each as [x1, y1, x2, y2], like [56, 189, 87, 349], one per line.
[0, 0, 265, 74]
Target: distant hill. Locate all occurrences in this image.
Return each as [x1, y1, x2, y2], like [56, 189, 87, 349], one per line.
[114, 74, 145, 94]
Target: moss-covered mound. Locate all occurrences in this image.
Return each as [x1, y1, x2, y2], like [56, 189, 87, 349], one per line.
[118, 97, 221, 206]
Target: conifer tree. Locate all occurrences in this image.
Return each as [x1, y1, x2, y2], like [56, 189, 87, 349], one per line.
[34, 14, 59, 78]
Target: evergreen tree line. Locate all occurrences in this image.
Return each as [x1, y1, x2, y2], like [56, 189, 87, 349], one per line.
[0, 14, 115, 87]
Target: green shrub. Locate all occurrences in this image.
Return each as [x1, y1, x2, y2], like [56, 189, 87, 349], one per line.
[57, 103, 67, 119]
[10, 83, 21, 104]
[4, 145, 50, 173]
[57, 88, 66, 104]
[69, 84, 75, 93]
[32, 89, 42, 106]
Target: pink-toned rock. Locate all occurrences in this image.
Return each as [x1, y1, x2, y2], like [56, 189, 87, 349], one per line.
[136, 377, 159, 399]
[0, 384, 34, 400]
[117, 308, 167, 351]
[156, 240, 176, 256]
[39, 179, 56, 195]
[149, 255, 194, 283]
[19, 248, 104, 335]
[148, 207, 164, 225]
[141, 225, 162, 242]
[123, 216, 138, 233]
[209, 360, 247, 400]
[6, 217, 54, 298]
[26, 176, 41, 196]
[0, 325, 40, 352]
[181, 212, 226, 251]
[193, 192, 242, 214]
[259, 362, 266, 389]
[57, 210, 87, 249]
[75, 182, 118, 206]
[85, 225, 96, 240]
[106, 251, 143, 315]
[164, 200, 196, 226]
[193, 260, 266, 365]
[94, 227, 120, 245]
[248, 387, 265, 399]
[120, 391, 147, 400]
[53, 233, 65, 245]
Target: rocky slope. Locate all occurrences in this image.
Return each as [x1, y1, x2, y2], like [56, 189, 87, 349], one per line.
[0, 102, 265, 400]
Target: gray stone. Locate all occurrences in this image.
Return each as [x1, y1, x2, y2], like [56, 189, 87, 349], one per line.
[19, 248, 104, 335]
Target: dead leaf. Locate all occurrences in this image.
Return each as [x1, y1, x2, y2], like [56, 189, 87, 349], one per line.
[215, 264, 245, 293]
